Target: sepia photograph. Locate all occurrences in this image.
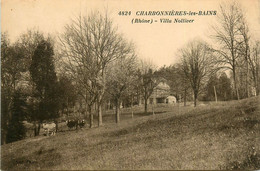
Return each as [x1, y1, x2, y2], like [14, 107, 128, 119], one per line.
[1, 0, 260, 170]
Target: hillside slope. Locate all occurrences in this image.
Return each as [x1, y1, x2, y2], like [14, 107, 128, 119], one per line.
[1, 97, 260, 170]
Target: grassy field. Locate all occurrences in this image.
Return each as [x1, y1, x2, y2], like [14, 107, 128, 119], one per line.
[1, 97, 260, 170]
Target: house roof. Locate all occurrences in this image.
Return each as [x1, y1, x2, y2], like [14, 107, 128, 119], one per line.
[150, 82, 170, 98]
[155, 82, 170, 90]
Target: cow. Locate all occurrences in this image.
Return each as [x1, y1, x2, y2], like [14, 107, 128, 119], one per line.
[78, 119, 85, 128]
[66, 119, 86, 130]
[66, 120, 78, 129]
[42, 122, 56, 136]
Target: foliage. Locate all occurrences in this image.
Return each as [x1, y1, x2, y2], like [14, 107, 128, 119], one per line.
[1, 32, 28, 144]
[29, 39, 60, 122]
[6, 90, 27, 143]
[57, 75, 78, 114]
[204, 72, 232, 101]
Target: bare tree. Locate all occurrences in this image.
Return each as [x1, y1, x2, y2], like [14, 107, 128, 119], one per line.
[180, 40, 215, 107]
[138, 60, 159, 113]
[59, 11, 132, 127]
[106, 51, 137, 123]
[17, 29, 45, 73]
[211, 2, 244, 100]
[249, 41, 260, 95]
[238, 16, 250, 98]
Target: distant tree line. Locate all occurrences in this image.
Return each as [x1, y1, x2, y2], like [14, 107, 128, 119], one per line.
[157, 2, 260, 105]
[1, 2, 259, 144]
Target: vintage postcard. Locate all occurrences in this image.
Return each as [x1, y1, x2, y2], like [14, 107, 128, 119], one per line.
[1, 0, 260, 170]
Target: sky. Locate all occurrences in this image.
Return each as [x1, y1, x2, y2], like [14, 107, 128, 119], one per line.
[2, 0, 260, 67]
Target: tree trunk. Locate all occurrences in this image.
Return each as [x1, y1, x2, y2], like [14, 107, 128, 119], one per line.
[97, 93, 103, 127]
[138, 94, 141, 105]
[194, 98, 197, 107]
[33, 121, 37, 136]
[236, 86, 240, 100]
[152, 102, 154, 115]
[256, 49, 259, 95]
[184, 89, 187, 106]
[144, 97, 148, 114]
[37, 122, 41, 136]
[85, 104, 88, 119]
[214, 86, 218, 102]
[66, 97, 69, 116]
[131, 96, 134, 118]
[246, 59, 249, 98]
[1, 114, 8, 144]
[89, 107, 93, 128]
[115, 99, 120, 123]
[107, 100, 111, 110]
[2, 129, 7, 145]
[98, 103, 102, 127]
[233, 69, 240, 100]
[256, 79, 259, 96]
[85, 109, 88, 119]
[55, 120, 58, 133]
[255, 63, 259, 95]
[194, 91, 197, 107]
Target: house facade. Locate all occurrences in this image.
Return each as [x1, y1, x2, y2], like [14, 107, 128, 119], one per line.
[140, 82, 176, 105]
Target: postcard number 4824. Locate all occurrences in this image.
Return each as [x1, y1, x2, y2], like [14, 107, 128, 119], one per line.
[118, 11, 131, 16]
